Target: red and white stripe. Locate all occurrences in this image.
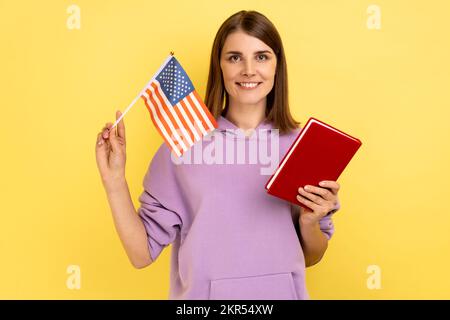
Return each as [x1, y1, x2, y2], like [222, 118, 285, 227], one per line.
[141, 80, 217, 157]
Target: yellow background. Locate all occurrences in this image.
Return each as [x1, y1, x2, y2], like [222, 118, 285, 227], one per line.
[1, 0, 449, 299]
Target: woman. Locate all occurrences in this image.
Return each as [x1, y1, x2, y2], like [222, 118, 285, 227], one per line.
[95, 10, 341, 300]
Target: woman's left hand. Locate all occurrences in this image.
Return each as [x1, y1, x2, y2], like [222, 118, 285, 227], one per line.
[296, 180, 341, 226]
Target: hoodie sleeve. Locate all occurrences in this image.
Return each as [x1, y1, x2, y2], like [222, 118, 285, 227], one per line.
[318, 199, 340, 240]
[137, 143, 187, 262]
[291, 200, 340, 240]
[319, 212, 335, 240]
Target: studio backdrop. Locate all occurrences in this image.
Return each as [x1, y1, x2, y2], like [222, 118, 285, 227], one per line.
[1, 0, 449, 299]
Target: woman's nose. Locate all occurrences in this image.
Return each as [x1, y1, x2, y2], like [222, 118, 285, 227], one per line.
[241, 60, 256, 77]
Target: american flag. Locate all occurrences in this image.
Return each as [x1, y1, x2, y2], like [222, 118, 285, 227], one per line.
[140, 54, 218, 157]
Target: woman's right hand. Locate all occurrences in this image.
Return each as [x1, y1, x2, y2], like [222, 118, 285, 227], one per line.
[95, 110, 127, 189]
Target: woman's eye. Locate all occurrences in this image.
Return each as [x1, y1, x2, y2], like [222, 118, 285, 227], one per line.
[257, 54, 268, 61]
[228, 54, 268, 62]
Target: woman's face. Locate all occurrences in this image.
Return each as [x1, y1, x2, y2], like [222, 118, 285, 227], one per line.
[220, 31, 277, 108]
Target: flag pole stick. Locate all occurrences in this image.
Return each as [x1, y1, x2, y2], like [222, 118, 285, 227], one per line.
[110, 51, 174, 130]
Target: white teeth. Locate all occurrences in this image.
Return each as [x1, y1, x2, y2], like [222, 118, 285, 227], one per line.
[239, 82, 259, 88]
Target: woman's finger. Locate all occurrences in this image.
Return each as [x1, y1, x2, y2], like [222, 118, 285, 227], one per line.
[97, 131, 111, 148]
[103, 123, 112, 139]
[95, 132, 109, 171]
[116, 111, 126, 141]
[296, 194, 320, 212]
[96, 132, 104, 146]
[302, 185, 334, 201]
[319, 181, 340, 195]
[298, 187, 326, 206]
[116, 136, 125, 146]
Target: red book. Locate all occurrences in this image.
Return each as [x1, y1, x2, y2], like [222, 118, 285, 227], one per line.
[265, 117, 362, 210]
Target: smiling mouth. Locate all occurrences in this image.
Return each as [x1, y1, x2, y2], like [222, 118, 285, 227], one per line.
[235, 82, 263, 89]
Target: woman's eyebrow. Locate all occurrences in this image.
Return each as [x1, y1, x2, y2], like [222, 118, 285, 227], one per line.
[224, 50, 273, 55]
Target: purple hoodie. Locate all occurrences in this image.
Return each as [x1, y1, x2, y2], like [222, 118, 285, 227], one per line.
[137, 116, 335, 300]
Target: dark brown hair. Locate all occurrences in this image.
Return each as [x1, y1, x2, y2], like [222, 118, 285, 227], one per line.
[204, 10, 300, 134]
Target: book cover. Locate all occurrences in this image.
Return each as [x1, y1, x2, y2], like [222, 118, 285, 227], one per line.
[264, 117, 362, 210]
